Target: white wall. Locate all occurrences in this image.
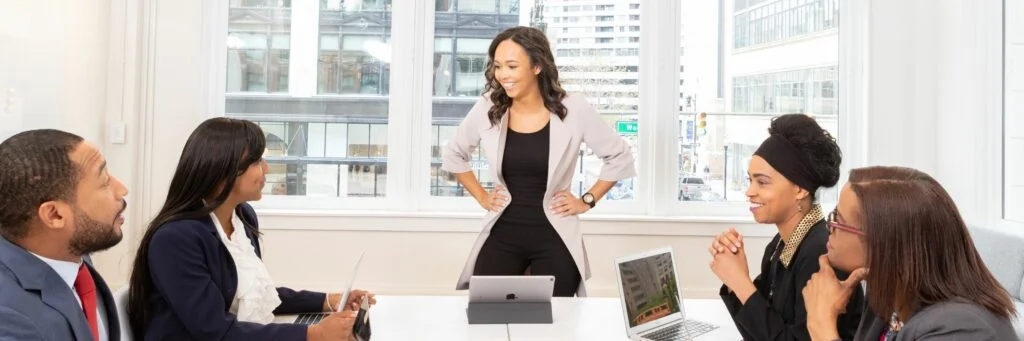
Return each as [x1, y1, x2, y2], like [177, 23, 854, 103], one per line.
[257, 214, 771, 297]
[863, 0, 1004, 225]
[0, 0, 109, 142]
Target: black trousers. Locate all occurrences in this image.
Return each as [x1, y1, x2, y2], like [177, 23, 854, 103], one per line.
[473, 218, 582, 297]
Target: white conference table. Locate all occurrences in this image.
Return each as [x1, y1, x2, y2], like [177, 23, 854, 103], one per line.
[276, 295, 741, 341]
[507, 297, 743, 341]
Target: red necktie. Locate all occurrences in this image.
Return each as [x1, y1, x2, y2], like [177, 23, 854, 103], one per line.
[74, 264, 99, 341]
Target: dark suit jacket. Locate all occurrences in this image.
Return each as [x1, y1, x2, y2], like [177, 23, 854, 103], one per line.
[854, 299, 1019, 341]
[720, 220, 865, 341]
[0, 237, 120, 341]
[142, 203, 325, 341]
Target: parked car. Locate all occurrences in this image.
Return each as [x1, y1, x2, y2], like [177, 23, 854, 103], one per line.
[679, 176, 710, 200]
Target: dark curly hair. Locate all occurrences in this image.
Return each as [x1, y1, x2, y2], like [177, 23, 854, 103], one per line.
[768, 114, 842, 198]
[483, 26, 567, 127]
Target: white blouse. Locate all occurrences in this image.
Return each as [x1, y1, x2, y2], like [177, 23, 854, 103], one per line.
[210, 211, 282, 323]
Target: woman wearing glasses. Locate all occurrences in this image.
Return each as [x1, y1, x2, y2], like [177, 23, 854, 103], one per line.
[803, 166, 1017, 340]
[708, 114, 864, 341]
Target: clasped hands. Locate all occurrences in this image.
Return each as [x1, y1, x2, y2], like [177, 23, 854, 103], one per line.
[708, 228, 755, 299]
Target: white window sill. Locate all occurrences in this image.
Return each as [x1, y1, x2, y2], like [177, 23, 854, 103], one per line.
[253, 208, 776, 237]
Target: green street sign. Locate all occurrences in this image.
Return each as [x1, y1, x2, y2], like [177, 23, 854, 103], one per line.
[616, 121, 638, 135]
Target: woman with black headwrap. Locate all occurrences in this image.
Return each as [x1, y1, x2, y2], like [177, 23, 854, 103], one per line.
[706, 114, 864, 341]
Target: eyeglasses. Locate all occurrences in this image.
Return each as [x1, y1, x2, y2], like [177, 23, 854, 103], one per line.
[827, 209, 865, 236]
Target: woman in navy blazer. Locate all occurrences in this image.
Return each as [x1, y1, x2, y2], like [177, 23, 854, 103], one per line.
[127, 118, 372, 341]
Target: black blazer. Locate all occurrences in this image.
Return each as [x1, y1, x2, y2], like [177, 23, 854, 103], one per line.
[142, 203, 325, 341]
[720, 220, 865, 341]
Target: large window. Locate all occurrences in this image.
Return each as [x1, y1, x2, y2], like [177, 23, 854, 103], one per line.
[226, 0, 393, 198]
[1006, 0, 1023, 222]
[211, 0, 845, 216]
[429, 0, 641, 203]
[677, 0, 839, 203]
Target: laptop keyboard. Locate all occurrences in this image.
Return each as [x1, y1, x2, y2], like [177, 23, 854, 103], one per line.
[293, 313, 330, 325]
[642, 319, 719, 341]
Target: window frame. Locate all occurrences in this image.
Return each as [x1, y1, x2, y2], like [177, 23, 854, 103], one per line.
[197, 0, 864, 220]
[996, 0, 1024, 227]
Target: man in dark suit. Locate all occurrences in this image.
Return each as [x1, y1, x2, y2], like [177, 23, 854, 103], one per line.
[0, 129, 129, 341]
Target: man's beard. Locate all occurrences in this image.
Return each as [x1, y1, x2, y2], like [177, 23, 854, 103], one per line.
[68, 201, 125, 256]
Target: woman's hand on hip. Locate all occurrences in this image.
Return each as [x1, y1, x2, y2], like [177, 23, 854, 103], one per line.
[478, 185, 508, 212]
[551, 191, 590, 216]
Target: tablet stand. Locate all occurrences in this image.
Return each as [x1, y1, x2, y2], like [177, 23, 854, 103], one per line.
[466, 301, 553, 324]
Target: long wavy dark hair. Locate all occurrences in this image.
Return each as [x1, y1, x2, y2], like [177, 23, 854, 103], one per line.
[127, 117, 266, 338]
[483, 26, 568, 127]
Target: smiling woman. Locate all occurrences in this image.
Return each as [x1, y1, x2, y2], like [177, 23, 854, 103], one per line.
[708, 113, 862, 341]
[442, 26, 637, 297]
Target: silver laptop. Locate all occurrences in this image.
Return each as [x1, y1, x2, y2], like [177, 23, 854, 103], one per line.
[286, 251, 366, 325]
[614, 247, 719, 341]
[468, 275, 555, 303]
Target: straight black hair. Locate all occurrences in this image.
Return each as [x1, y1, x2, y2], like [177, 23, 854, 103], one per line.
[127, 117, 266, 337]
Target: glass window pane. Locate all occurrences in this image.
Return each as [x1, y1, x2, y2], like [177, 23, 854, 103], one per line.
[226, 50, 267, 92]
[498, 0, 517, 14]
[348, 124, 370, 157]
[320, 35, 340, 50]
[679, 0, 839, 202]
[229, 33, 269, 49]
[321, 0, 343, 10]
[324, 123, 349, 157]
[268, 50, 288, 93]
[306, 122, 327, 157]
[342, 35, 384, 51]
[272, 34, 290, 49]
[227, 2, 392, 197]
[369, 124, 388, 157]
[456, 38, 491, 54]
[431, 0, 640, 200]
[459, 0, 497, 13]
[435, 38, 453, 51]
[437, 0, 455, 12]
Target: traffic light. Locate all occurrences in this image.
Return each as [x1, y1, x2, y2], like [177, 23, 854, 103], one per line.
[697, 112, 707, 129]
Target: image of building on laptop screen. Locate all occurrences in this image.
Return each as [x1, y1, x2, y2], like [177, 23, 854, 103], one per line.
[619, 252, 682, 328]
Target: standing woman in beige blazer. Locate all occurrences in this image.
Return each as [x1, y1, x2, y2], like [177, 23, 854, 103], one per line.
[442, 26, 636, 297]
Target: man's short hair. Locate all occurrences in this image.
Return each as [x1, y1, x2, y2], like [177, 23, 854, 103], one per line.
[0, 129, 84, 239]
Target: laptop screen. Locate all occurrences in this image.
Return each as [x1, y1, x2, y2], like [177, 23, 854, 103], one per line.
[617, 250, 683, 328]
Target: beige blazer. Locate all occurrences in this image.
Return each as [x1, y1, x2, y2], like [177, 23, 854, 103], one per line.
[442, 93, 637, 296]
